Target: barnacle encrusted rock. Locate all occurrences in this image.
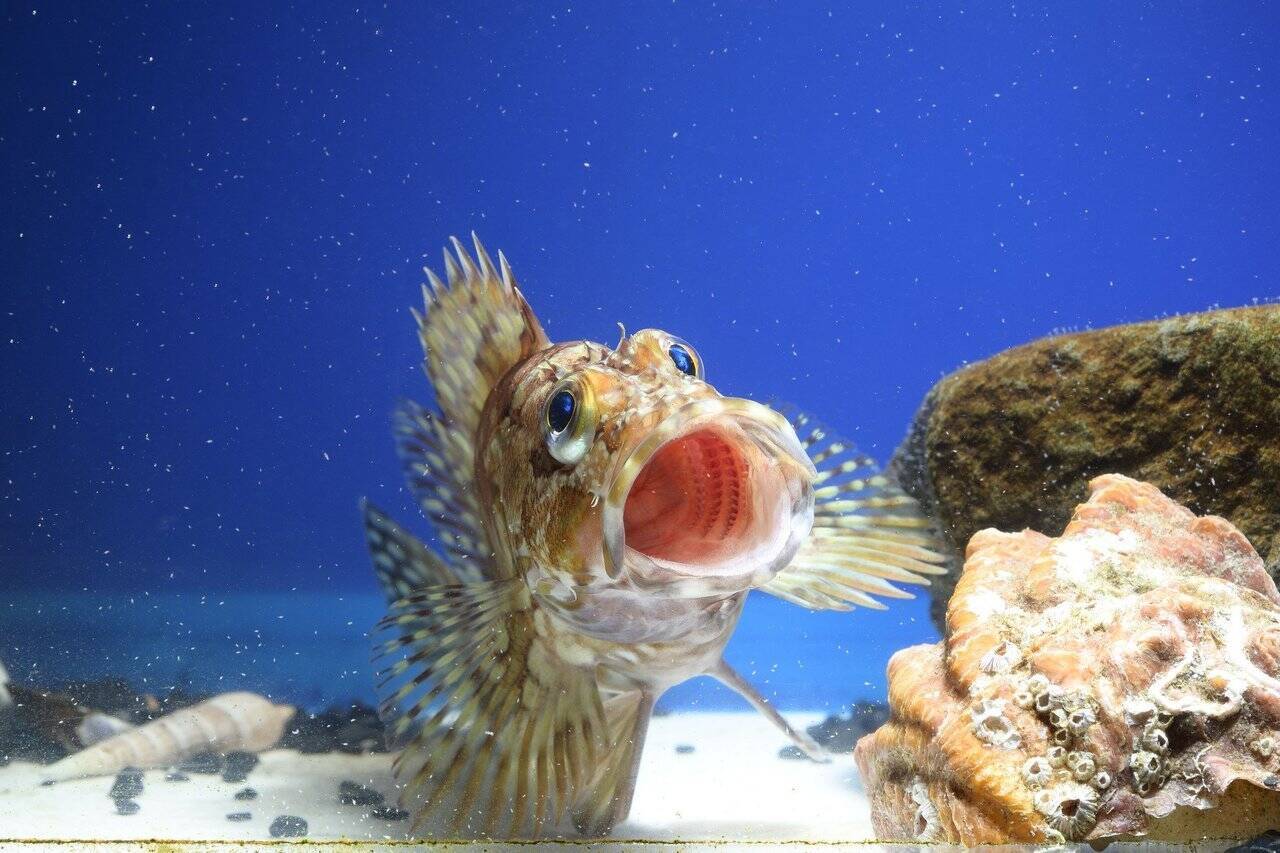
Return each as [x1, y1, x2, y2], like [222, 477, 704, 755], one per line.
[854, 474, 1280, 844]
[889, 304, 1280, 632]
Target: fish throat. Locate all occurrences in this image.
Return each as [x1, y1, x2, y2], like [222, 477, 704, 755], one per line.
[623, 428, 760, 566]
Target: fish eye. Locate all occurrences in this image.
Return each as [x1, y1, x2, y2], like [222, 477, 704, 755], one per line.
[543, 378, 596, 465]
[667, 339, 702, 379]
[547, 389, 576, 434]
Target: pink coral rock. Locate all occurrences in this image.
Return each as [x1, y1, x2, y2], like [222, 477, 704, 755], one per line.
[854, 474, 1280, 844]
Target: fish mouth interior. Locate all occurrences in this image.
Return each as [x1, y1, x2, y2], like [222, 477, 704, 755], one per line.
[613, 415, 812, 582]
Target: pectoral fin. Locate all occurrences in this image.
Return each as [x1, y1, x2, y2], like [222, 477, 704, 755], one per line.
[763, 407, 946, 610]
[374, 579, 605, 838]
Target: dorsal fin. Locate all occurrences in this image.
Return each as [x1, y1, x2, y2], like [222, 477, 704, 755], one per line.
[391, 234, 550, 583]
[417, 234, 550, 442]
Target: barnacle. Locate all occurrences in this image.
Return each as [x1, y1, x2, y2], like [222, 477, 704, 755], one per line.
[1066, 751, 1097, 783]
[1091, 770, 1112, 790]
[971, 699, 1021, 749]
[1066, 708, 1096, 737]
[907, 778, 942, 842]
[1023, 755, 1054, 788]
[1142, 725, 1170, 755]
[1027, 673, 1051, 697]
[979, 640, 1023, 674]
[1013, 688, 1036, 709]
[1049, 708, 1070, 730]
[1046, 745, 1068, 768]
[1034, 783, 1100, 841]
[1250, 735, 1275, 758]
[1130, 750, 1164, 786]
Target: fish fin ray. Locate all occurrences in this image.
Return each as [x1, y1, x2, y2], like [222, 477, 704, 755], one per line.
[572, 690, 654, 837]
[374, 579, 605, 838]
[392, 399, 492, 581]
[362, 501, 464, 601]
[763, 404, 946, 611]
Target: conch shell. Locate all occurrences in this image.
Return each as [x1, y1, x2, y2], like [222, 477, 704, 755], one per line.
[855, 474, 1280, 844]
[42, 691, 294, 782]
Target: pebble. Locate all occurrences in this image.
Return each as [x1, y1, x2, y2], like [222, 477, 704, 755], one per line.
[370, 806, 409, 822]
[109, 769, 144, 800]
[164, 771, 189, 783]
[339, 780, 384, 807]
[674, 744, 695, 755]
[177, 752, 223, 774]
[234, 787, 258, 801]
[226, 812, 252, 823]
[777, 745, 809, 761]
[1265, 775, 1280, 789]
[222, 751, 260, 783]
[115, 799, 140, 816]
[269, 815, 308, 838]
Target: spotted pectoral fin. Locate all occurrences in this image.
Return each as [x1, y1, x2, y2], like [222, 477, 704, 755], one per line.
[362, 501, 464, 601]
[762, 406, 946, 611]
[572, 690, 655, 837]
[374, 579, 606, 838]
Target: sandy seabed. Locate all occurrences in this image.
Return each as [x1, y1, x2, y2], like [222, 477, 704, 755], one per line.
[0, 711, 876, 847]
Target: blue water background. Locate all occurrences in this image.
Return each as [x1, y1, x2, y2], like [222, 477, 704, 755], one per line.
[3, 3, 1278, 710]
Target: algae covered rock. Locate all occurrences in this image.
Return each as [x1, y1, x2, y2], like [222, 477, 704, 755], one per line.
[854, 475, 1280, 845]
[890, 305, 1280, 631]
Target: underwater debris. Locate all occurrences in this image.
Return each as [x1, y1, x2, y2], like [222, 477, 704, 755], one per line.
[41, 692, 293, 782]
[855, 474, 1280, 843]
[889, 305, 1280, 633]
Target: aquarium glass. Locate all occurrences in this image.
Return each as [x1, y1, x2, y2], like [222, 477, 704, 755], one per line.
[3, 2, 1278, 847]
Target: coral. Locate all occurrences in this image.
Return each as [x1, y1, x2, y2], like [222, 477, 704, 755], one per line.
[854, 475, 1280, 844]
[889, 305, 1280, 632]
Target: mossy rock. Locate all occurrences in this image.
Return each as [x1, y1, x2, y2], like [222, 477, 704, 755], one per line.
[890, 304, 1280, 632]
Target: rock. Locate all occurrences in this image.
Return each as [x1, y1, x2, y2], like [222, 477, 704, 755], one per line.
[777, 745, 807, 761]
[226, 811, 252, 822]
[269, 815, 308, 838]
[109, 769, 143, 800]
[338, 780, 384, 806]
[164, 771, 189, 783]
[115, 799, 140, 816]
[1230, 830, 1280, 853]
[371, 805, 409, 822]
[855, 475, 1280, 844]
[890, 305, 1280, 631]
[674, 744, 695, 755]
[234, 787, 258, 801]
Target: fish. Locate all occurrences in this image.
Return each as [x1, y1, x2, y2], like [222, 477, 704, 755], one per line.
[41, 691, 294, 782]
[363, 234, 946, 838]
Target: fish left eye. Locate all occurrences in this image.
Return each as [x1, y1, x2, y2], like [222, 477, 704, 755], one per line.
[668, 341, 701, 379]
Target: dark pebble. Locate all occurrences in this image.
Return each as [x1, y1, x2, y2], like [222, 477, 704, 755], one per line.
[115, 799, 140, 816]
[109, 769, 144, 800]
[370, 806, 409, 822]
[234, 787, 258, 801]
[269, 815, 308, 838]
[226, 812, 252, 823]
[338, 780, 384, 807]
[1227, 830, 1280, 852]
[222, 751, 259, 783]
[177, 752, 224, 774]
[164, 772, 189, 783]
[777, 745, 810, 761]
[674, 744, 695, 755]
[1266, 775, 1280, 788]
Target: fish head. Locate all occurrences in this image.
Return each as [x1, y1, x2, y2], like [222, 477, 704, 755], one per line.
[478, 327, 816, 600]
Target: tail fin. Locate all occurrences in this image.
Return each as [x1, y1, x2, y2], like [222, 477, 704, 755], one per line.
[572, 691, 655, 837]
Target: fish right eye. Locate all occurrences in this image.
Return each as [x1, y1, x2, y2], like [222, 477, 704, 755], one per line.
[543, 379, 595, 465]
[547, 389, 576, 434]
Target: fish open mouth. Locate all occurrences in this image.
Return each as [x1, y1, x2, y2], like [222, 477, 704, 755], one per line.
[602, 398, 815, 591]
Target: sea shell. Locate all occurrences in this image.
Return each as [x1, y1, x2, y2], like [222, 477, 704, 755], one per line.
[42, 691, 294, 782]
[854, 474, 1280, 844]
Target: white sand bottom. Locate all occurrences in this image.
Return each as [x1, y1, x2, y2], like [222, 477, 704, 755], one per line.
[0, 711, 875, 845]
